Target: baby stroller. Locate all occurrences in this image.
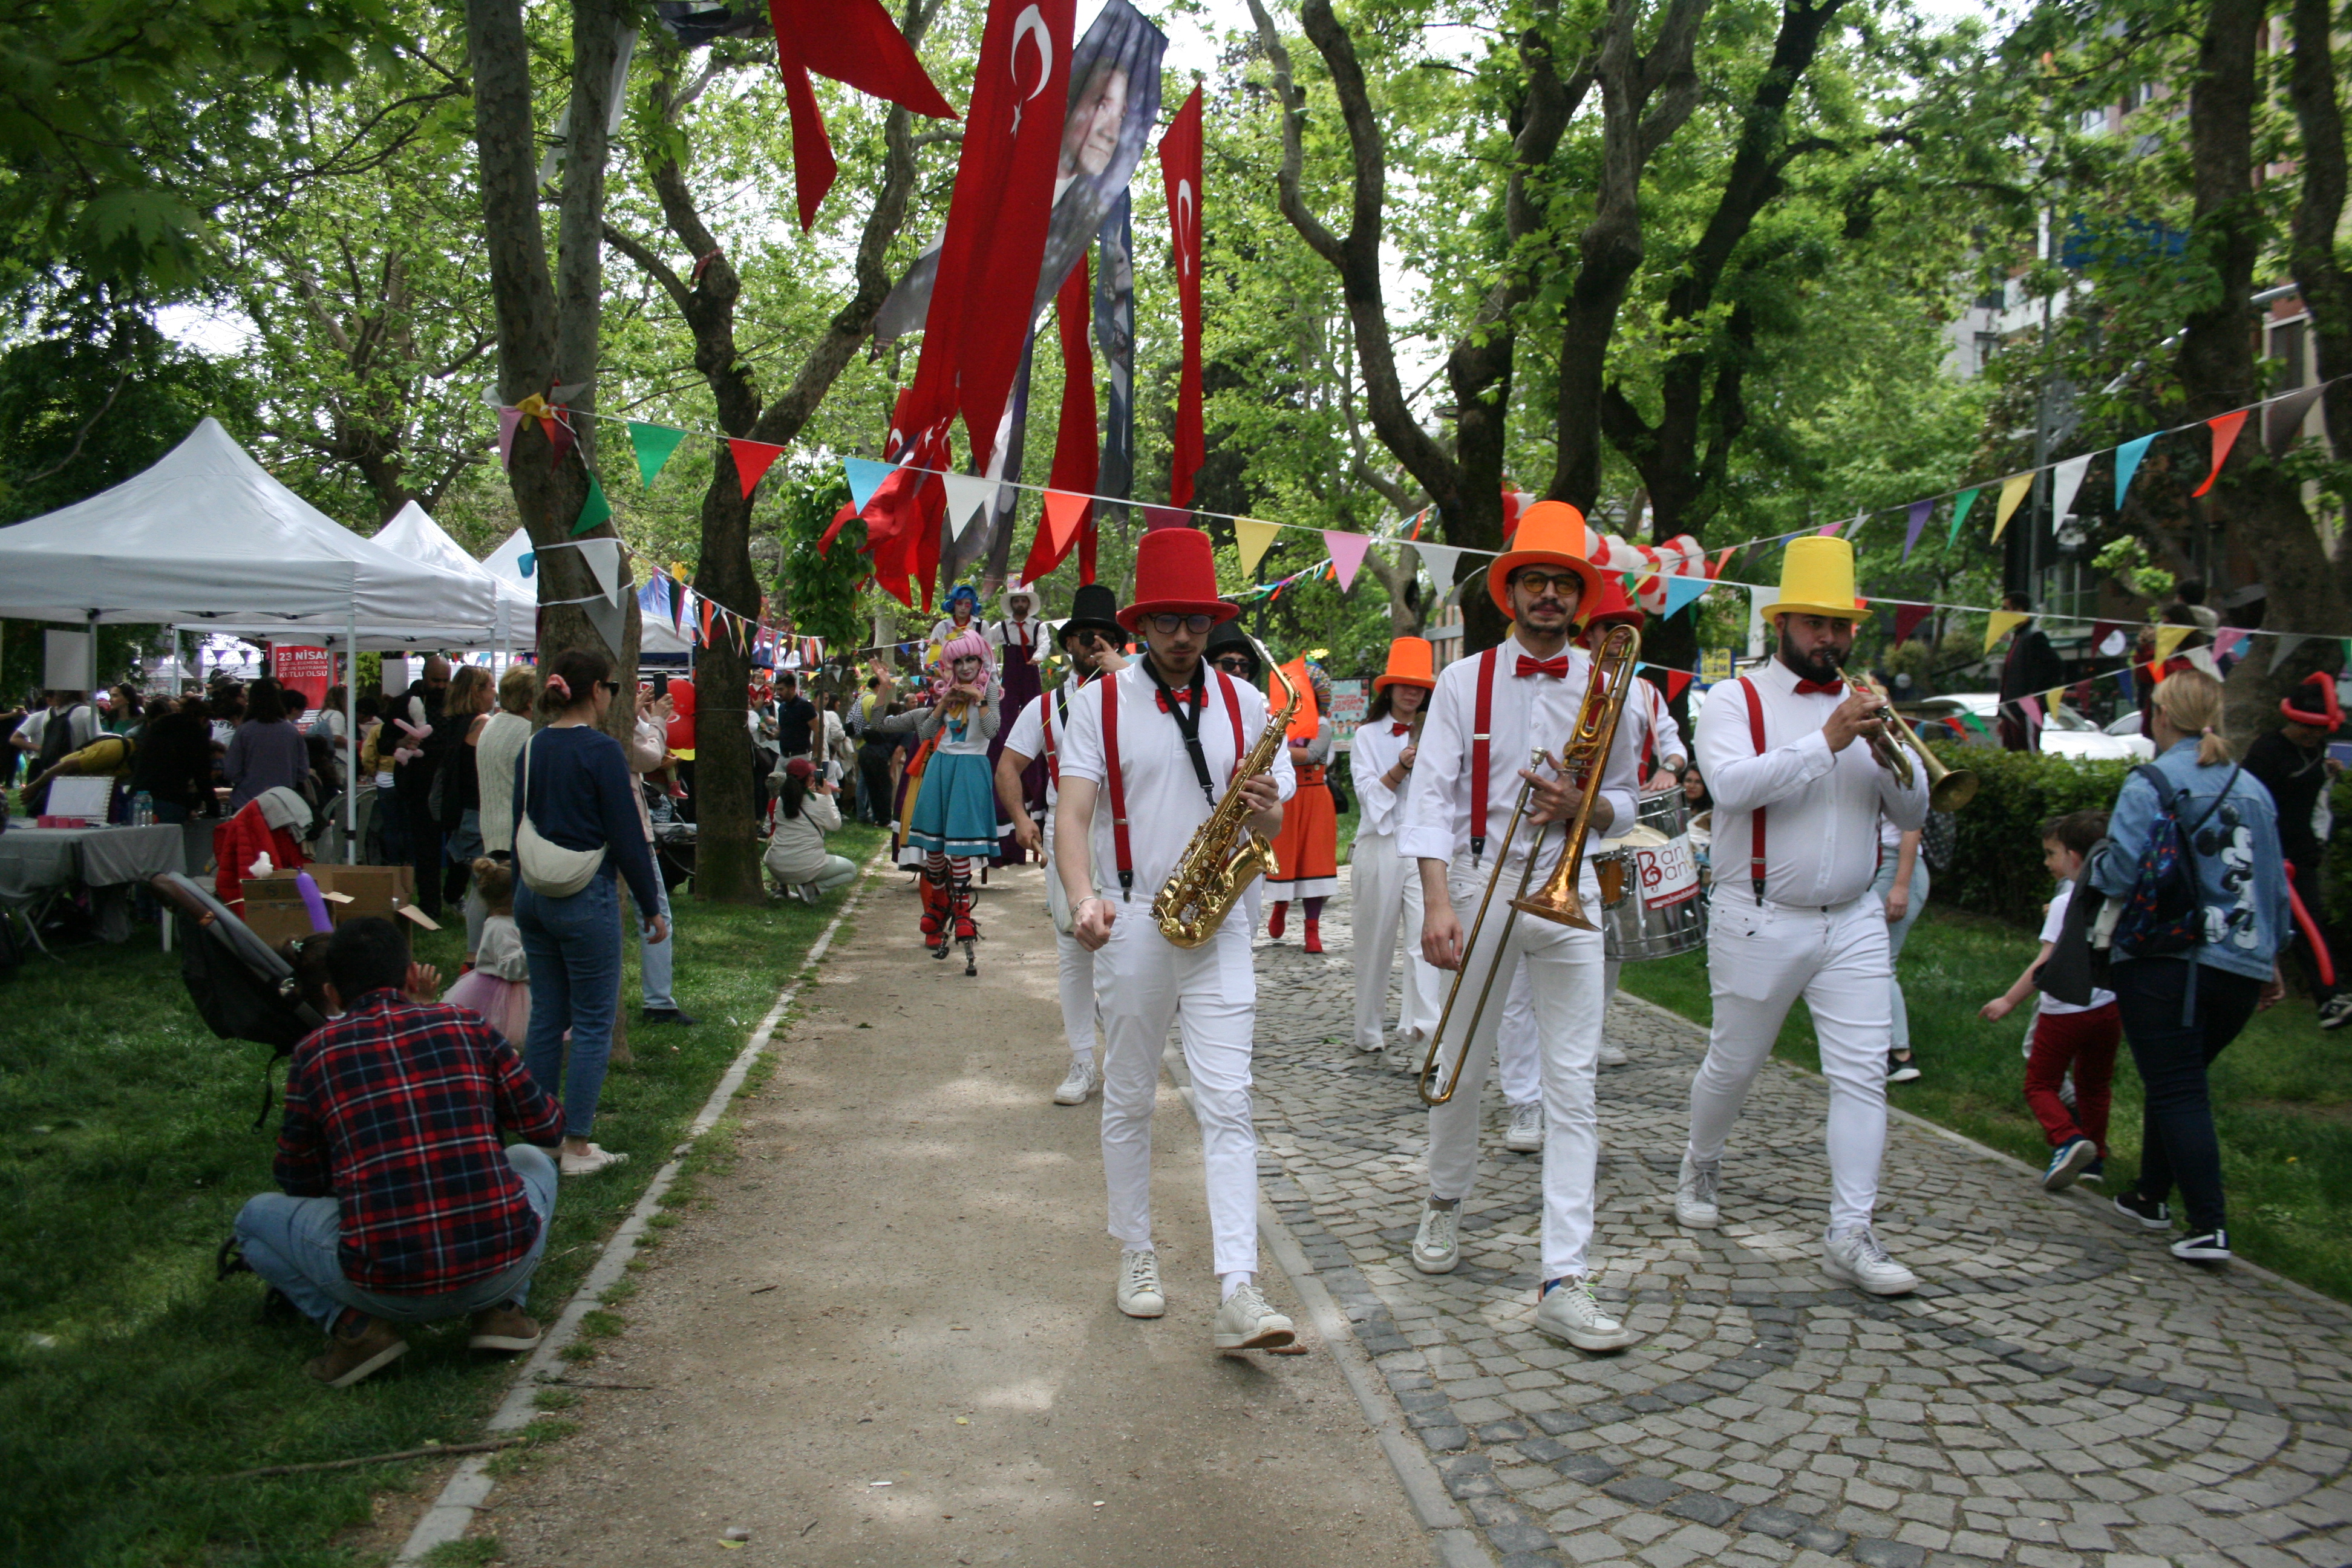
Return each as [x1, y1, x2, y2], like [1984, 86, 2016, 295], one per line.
[150, 872, 327, 1124]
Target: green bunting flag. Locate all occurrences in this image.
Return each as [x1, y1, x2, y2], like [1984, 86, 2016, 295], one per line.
[1955, 708, 1987, 736]
[628, 421, 687, 487]
[1945, 487, 1979, 547]
[570, 472, 612, 537]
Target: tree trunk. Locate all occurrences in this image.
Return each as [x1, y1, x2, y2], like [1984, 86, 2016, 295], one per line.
[2286, 0, 2352, 620]
[2183, 0, 2349, 742]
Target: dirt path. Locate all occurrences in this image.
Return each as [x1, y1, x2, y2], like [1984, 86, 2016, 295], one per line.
[481, 865, 1433, 1567]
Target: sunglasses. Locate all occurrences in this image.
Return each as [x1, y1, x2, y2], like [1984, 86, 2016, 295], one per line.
[1145, 613, 1215, 635]
[1212, 655, 1255, 674]
[1510, 570, 1585, 596]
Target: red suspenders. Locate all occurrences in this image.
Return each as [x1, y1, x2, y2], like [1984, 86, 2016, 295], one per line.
[1040, 692, 1062, 786]
[1100, 668, 1247, 901]
[1739, 676, 1768, 901]
[1470, 646, 1500, 863]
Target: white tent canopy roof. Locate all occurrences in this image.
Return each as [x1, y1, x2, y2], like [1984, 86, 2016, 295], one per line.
[483, 526, 691, 658]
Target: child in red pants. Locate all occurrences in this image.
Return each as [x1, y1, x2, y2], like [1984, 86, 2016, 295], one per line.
[1981, 811, 2120, 1193]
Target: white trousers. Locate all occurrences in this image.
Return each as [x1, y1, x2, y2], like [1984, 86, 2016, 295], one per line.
[1426, 851, 1606, 1281]
[1095, 906, 1261, 1277]
[1350, 832, 1444, 1051]
[1042, 823, 1100, 1062]
[1688, 887, 1892, 1235]
[1498, 957, 1624, 1105]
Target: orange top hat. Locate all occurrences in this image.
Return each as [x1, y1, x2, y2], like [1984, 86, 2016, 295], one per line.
[2281, 670, 2343, 731]
[1373, 636, 1436, 691]
[1487, 500, 1604, 621]
[1119, 528, 1241, 631]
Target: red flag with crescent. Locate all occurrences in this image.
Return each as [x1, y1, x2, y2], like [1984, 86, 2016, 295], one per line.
[1160, 85, 1204, 509]
[768, 0, 956, 231]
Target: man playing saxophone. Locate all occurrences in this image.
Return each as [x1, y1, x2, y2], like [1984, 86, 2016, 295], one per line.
[1399, 501, 1643, 1351]
[1054, 527, 1299, 1353]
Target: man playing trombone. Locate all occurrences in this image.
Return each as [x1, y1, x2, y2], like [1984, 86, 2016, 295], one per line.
[1676, 536, 1930, 1295]
[1399, 501, 1642, 1352]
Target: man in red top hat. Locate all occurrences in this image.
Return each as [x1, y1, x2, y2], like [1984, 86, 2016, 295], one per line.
[2245, 670, 2347, 1028]
[1054, 528, 1302, 1353]
[1397, 500, 1643, 1353]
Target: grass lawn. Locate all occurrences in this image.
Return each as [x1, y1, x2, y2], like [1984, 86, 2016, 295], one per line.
[1614, 904, 2352, 1304]
[0, 823, 880, 1568]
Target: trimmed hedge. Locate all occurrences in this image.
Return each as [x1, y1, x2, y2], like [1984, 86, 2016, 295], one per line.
[1925, 742, 2135, 927]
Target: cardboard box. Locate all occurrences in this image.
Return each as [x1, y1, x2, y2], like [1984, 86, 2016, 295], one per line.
[308, 865, 416, 924]
[240, 875, 327, 948]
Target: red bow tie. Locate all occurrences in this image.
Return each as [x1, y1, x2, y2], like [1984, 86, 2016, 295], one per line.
[1516, 655, 1569, 679]
[1795, 678, 1845, 696]
[1390, 722, 1411, 736]
[1154, 688, 1198, 713]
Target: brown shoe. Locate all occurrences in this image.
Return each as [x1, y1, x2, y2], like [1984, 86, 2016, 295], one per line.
[468, 1301, 543, 1353]
[304, 1313, 409, 1387]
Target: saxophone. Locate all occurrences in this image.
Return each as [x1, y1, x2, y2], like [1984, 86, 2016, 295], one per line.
[1152, 659, 1302, 947]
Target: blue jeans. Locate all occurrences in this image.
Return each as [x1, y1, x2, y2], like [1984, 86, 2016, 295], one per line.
[631, 870, 675, 1013]
[234, 1144, 557, 1328]
[517, 872, 621, 1138]
[1869, 856, 1929, 1054]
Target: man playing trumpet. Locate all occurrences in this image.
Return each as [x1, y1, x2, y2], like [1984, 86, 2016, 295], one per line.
[1399, 501, 1642, 1352]
[1676, 536, 1930, 1294]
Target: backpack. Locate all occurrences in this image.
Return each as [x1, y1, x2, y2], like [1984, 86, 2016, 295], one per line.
[1919, 809, 1956, 873]
[2109, 760, 2241, 960]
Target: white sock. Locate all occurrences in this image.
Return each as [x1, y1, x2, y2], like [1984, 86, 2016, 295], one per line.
[1220, 1271, 1251, 1301]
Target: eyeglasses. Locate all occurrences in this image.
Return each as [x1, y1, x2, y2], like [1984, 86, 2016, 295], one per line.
[1510, 570, 1585, 596]
[1145, 613, 1215, 635]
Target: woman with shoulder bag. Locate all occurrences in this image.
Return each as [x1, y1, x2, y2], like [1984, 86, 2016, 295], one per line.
[513, 648, 670, 1177]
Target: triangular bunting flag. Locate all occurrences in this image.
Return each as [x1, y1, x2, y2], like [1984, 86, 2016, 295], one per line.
[497, 407, 523, 470]
[1947, 487, 1980, 546]
[2050, 453, 2092, 527]
[2154, 624, 2192, 662]
[570, 472, 613, 537]
[2115, 665, 2135, 701]
[2114, 434, 2155, 509]
[1893, 603, 1930, 645]
[697, 597, 714, 646]
[2213, 627, 2248, 664]
[1901, 499, 1932, 561]
[1143, 505, 1191, 531]
[577, 539, 622, 605]
[2264, 384, 2327, 455]
[2044, 687, 2068, 720]
[1041, 491, 1089, 555]
[2270, 632, 2309, 673]
[1710, 546, 1733, 580]
[2018, 694, 2045, 732]
[543, 413, 577, 474]
[1661, 668, 1693, 701]
[628, 422, 687, 487]
[1984, 609, 2027, 653]
[1991, 472, 2034, 542]
[1660, 576, 1708, 619]
[1416, 543, 1464, 595]
[2192, 411, 2247, 497]
[845, 457, 898, 513]
[940, 472, 995, 540]
[1235, 518, 1281, 576]
[1325, 531, 1372, 592]
[1955, 708, 1987, 736]
[1816, 518, 1844, 537]
[731, 439, 787, 498]
[581, 593, 625, 662]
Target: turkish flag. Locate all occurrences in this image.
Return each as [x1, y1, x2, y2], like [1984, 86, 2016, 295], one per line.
[1023, 258, 1100, 584]
[898, 0, 1074, 465]
[769, 0, 956, 232]
[1160, 85, 1204, 508]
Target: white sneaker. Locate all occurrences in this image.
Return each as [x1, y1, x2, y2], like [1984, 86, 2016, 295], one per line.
[1534, 1278, 1637, 1351]
[1673, 1155, 1720, 1229]
[1116, 1249, 1165, 1318]
[1504, 1101, 1544, 1153]
[1822, 1224, 1919, 1295]
[560, 1143, 629, 1177]
[1598, 1041, 1630, 1067]
[1411, 1202, 1459, 1273]
[1212, 1281, 1295, 1351]
[1053, 1057, 1100, 1105]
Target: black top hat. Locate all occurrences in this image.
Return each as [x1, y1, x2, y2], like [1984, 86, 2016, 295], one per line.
[1203, 615, 1263, 679]
[1058, 582, 1124, 646]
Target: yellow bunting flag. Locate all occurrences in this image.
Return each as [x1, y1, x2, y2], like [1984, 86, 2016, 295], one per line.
[1990, 472, 2034, 543]
[2153, 624, 2193, 662]
[1235, 518, 1281, 575]
[2045, 686, 2068, 718]
[1984, 609, 2028, 654]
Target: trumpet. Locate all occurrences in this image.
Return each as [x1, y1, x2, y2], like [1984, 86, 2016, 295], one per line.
[1417, 625, 1641, 1106]
[1848, 671, 1979, 811]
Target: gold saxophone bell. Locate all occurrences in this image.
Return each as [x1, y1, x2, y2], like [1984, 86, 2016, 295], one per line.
[1150, 660, 1301, 947]
[1851, 672, 1979, 812]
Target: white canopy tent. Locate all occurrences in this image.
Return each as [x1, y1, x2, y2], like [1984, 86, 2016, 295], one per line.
[482, 527, 692, 660]
[375, 501, 535, 658]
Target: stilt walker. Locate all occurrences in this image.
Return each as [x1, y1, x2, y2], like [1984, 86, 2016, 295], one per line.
[996, 582, 1128, 1104]
[1399, 501, 1642, 1351]
[1348, 637, 1443, 1058]
[878, 632, 1001, 975]
[1674, 537, 1929, 1295]
[1054, 528, 1300, 1352]
[988, 583, 1050, 865]
[1265, 659, 1340, 951]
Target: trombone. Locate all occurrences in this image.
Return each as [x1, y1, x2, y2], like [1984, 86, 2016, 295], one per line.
[1849, 671, 1979, 811]
[1417, 626, 1641, 1106]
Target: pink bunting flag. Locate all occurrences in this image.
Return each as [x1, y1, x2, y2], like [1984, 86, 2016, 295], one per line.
[2018, 694, 2045, 732]
[496, 407, 523, 470]
[1816, 519, 1844, 536]
[1324, 531, 1371, 592]
[2213, 627, 2249, 664]
[2192, 411, 2247, 498]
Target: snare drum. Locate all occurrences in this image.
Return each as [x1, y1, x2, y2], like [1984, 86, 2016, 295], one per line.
[1602, 791, 1707, 961]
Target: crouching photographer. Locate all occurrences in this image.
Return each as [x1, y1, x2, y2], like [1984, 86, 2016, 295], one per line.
[229, 917, 565, 1387]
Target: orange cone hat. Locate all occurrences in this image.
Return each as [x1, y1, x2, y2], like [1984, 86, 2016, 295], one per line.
[1373, 636, 1436, 691]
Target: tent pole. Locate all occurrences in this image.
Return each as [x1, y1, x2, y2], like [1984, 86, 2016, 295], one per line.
[345, 601, 358, 859]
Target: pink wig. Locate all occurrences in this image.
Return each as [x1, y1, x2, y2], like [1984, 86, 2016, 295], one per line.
[930, 630, 993, 704]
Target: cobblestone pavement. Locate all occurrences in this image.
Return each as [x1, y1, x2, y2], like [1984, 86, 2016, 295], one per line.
[1243, 875, 2352, 1568]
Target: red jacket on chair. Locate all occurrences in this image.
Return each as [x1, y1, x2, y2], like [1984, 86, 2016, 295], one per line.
[213, 801, 307, 909]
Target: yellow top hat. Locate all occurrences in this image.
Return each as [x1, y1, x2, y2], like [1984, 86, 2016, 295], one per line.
[1758, 536, 1870, 622]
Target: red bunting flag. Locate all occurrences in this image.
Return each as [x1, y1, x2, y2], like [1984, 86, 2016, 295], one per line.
[768, 0, 956, 232]
[1660, 668, 1693, 702]
[1160, 85, 1205, 508]
[1022, 256, 1099, 585]
[1710, 546, 1733, 580]
[2192, 410, 2247, 497]
[729, 438, 787, 498]
[1893, 603, 1931, 645]
[1039, 491, 1089, 557]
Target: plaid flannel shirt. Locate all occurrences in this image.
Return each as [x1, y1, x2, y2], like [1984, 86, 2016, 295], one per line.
[275, 988, 564, 1294]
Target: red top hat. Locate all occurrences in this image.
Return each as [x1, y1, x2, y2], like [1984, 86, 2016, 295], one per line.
[1119, 528, 1240, 631]
[1486, 500, 1604, 621]
[1579, 575, 1644, 633]
[2281, 670, 2344, 731]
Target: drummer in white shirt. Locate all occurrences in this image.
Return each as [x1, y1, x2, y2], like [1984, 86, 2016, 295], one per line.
[1347, 636, 1444, 1060]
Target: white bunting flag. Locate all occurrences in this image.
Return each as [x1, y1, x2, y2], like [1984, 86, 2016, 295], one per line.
[940, 472, 996, 541]
[2049, 453, 2093, 528]
[1414, 543, 1465, 596]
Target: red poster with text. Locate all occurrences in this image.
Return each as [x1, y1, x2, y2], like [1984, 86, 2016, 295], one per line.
[272, 644, 332, 718]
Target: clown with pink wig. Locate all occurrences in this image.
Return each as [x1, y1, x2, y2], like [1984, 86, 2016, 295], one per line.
[872, 627, 1003, 971]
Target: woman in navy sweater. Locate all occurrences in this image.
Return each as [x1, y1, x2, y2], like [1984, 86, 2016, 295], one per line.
[512, 648, 667, 1177]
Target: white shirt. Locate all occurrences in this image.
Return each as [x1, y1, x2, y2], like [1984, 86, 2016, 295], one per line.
[1056, 661, 1298, 901]
[18, 704, 99, 754]
[1350, 716, 1417, 838]
[1630, 679, 1685, 772]
[929, 614, 984, 647]
[1399, 635, 1641, 870]
[988, 617, 1047, 665]
[1694, 657, 1928, 907]
[2037, 878, 2115, 1014]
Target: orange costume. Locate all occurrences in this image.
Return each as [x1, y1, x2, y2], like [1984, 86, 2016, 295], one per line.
[1266, 658, 1339, 951]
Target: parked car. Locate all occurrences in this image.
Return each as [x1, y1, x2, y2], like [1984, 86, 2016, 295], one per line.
[1900, 693, 2152, 760]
